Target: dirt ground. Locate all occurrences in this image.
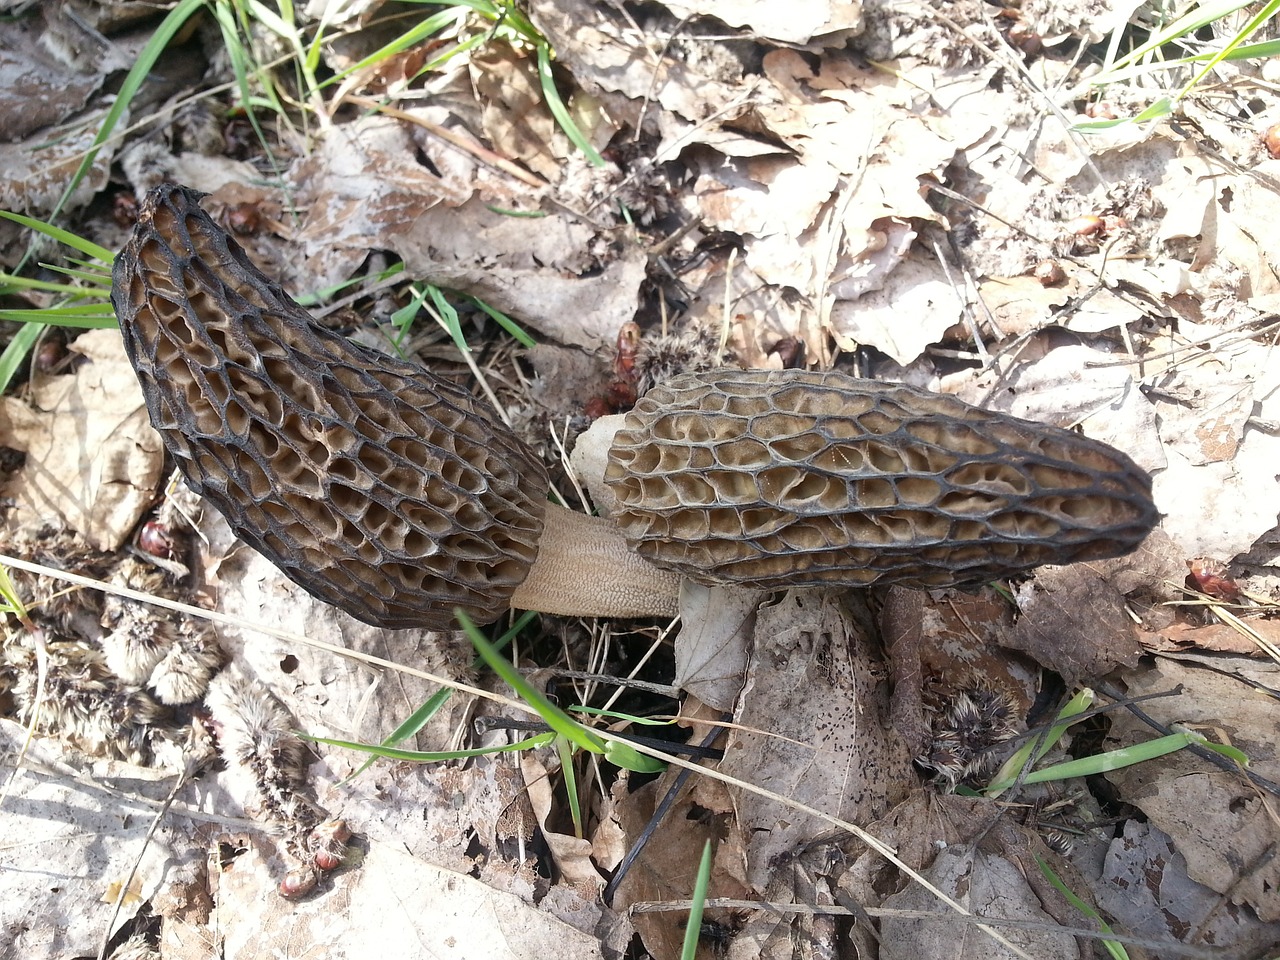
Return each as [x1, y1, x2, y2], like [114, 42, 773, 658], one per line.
[1, 1, 1279, 958]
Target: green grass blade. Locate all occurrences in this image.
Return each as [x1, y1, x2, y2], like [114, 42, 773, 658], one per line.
[1074, 96, 1174, 132]
[602, 739, 667, 773]
[1101, 0, 1257, 76]
[0, 275, 101, 297]
[293, 261, 405, 308]
[568, 706, 675, 726]
[1086, 38, 1280, 86]
[320, 9, 460, 88]
[0, 322, 44, 394]
[536, 42, 605, 167]
[0, 211, 114, 262]
[48, 0, 207, 223]
[0, 305, 118, 327]
[426, 285, 470, 353]
[986, 732, 1199, 794]
[389, 284, 432, 352]
[987, 689, 1094, 797]
[1036, 854, 1130, 960]
[680, 841, 715, 960]
[469, 296, 536, 348]
[557, 735, 584, 837]
[33, 263, 113, 288]
[308, 731, 554, 762]
[341, 610, 535, 782]
[1175, 0, 1280, 100]
[457, 609, 608, 755]
[0, 564, 29, 619]
[484, 205, 548, 219]
[209, 1, 291, 164]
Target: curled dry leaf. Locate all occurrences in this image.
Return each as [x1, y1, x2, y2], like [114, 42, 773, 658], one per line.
[0, 329, 165, 550]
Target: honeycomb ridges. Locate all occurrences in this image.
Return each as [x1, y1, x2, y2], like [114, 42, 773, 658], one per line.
[112, 183, 548, 630]
[605, 369, 1158, 590]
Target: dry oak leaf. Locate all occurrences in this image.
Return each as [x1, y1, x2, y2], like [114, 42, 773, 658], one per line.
[722, 588, 914, 891]
[664, 0, 862, 45]
[0, 328, 163, 551]
[1006, 564, 1142, 686]
[292, 111, 645, 350]
[1104, 657, 1280, 923]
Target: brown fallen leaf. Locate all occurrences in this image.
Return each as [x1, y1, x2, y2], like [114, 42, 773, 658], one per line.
[0, 328, 164, 550]
[673, 582, 760, 711]
[1149, 619, 1280, 655]
[472, 46, 571, 180]
[1005, 564, 1142, 686]
[1096, 819, 1280, 955]
[292, 110, 646, 350]
[722, 588, 914, 891]
[1104, 656, 1280, 923]
[842, 794, 1091, 960]
[610, 764, 751, 960]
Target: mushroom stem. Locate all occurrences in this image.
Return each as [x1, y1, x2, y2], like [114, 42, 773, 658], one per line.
[509, 502, 681, 619]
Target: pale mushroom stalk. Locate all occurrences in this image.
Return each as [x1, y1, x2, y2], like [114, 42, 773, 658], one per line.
[507, 504, 681, 619]
[113, 184, 1158, 633]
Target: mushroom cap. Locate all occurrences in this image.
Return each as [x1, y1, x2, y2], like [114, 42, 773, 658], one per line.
[604, 369, 1158, 589]
[112, 184, 548, 630]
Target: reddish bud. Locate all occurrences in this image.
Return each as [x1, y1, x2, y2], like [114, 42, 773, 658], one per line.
[1264, 124, 1280, 160]
[225, 203, 261, 236]
[1033, 260, 1065, 286]
[1067, 215, 1104, 237]
[138, 519, 174, 559]
[1187, 559, 1241, 602]
[1034, 259, 1064, 285]
[279, 865, 319, 900]
[34, 338, 67, 372]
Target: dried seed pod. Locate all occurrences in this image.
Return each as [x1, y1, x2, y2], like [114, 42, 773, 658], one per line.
[1264, 123, 1280, 159]
[1032, 259, 1065, 286]
[112, 184, 548, 630]
[604, 369, 1158, 590]
[1067, 215, 1104, 237]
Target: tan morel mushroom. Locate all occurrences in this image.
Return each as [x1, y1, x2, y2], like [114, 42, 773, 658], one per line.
[111, 183, 677, 630]
[112, 184, 1158, 632]
[603, 370, 1158, 589]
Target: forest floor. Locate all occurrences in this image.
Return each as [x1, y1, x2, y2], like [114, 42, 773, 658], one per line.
[1, 1, 1279, 958]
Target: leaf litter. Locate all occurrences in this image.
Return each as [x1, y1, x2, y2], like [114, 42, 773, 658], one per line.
[1, 0, 1279, 957]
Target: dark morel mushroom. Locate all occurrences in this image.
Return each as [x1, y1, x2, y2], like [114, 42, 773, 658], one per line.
[113, 184, 1159, 631]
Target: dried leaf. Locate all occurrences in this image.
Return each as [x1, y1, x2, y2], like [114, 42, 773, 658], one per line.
[293, 111, 646, 349]
[0, 720, 198, 958]
[663, 0, 861, 45]
[673, 582, 759, 711]
[210, 839, 605, 959]
[472, 47, 569, 179]
[1104, 657, 1280, 922]
[0, 103, 122, 215]
[0, 329, 164, 550]
[609, 770, 750, 960]
[1005, 564, 1142, 686]
[1096, 819, 1280, 955]
[721, 589, 913, 890]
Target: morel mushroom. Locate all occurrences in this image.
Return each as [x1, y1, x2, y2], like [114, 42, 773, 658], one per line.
[603, 370, 1158, 589]
[112, 184, 1158, 632]
[112, 183, 676, 630]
